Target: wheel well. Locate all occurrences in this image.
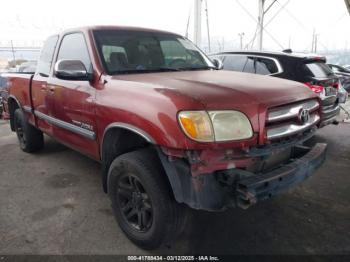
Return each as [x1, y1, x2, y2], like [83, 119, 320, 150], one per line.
[101, 127, 150, 192]
[8, 98, 19, 131]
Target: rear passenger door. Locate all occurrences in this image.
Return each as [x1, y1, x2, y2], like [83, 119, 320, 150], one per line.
[31, 35, 59, 135]
[47, 32, 99, 159]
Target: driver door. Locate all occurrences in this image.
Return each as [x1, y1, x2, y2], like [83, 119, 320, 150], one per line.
[47, 32, 99, 159]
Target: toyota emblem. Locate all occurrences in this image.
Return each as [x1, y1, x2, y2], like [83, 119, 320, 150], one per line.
[298, 109, 310, 124]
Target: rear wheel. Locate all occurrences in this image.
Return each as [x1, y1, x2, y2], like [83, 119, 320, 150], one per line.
[14, 109, 44, 152]
[107, 148, 186, 250]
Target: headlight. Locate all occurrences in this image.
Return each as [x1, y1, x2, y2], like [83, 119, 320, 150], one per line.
[178, 110, 253, 142]
[208, 111, 253, 141]
[178, 111, 214, 142]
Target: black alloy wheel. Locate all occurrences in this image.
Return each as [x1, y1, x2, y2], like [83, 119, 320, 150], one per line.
[117, 173, 153, 232]
[107, 148, 188, 250]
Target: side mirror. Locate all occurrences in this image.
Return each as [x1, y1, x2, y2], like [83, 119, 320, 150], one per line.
[54, 60, 92, 81]
[212, 58, 223, 70]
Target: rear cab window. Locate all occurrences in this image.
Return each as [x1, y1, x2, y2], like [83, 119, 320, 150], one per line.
[36, 35, 59, 77]
[56, 33, 92, 72]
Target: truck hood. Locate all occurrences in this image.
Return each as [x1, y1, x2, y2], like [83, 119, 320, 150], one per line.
[110, 70, 317, 110]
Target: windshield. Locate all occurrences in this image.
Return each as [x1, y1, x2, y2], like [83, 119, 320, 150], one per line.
[93, 30, 215, 74]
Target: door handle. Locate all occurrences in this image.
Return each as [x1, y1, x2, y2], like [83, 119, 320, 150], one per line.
[40, 84, 47, 91]
[48, 85, 55, 93]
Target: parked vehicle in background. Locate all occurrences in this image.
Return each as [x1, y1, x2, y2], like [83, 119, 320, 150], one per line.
[0, 74, 8, 118]
[0, 74, 6, 94]
[327, 63, 350, 92]
[210, 50, 341, 127]
[343, 65, 350, 71]
[17, 61, 37, 73]
[0, 96, 3, 117]
[3, 26, 327, 250]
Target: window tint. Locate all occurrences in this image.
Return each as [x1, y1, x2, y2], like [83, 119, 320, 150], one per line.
[93, 30, 212, 74]
[160, 39, 202, 66]
[255, 57, 279, 75]
[222, 55, 247, 71]
[303, 62, 333, 78]
[102, 45, 126, 63]
[36, 35, 59, 77]
[57, 33, 91, 71]
[160, 40, 186, 58]
[242, 56, 255, 73]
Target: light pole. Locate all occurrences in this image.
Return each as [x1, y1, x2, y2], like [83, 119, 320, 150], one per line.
[314, 34, 319, 53]
[345, 0, 350, 15]
[10, 40, 16, 65]
[205, 0, 211, 52]
[194, 0, 202, 47]
[258, 0, 265, 51]
[238, 32, 245, 50]
[311, 29, 319, 53]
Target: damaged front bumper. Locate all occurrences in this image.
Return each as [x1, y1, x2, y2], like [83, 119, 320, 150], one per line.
[236, 143, 326, 209]
[158, 140, 327, 211]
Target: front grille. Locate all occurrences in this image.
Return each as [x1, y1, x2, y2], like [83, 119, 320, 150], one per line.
[266, 99, 320, 140]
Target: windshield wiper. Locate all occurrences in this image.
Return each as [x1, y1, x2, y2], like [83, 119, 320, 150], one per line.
[109, 66, 215, 75]
[110, 67, 181, 74]
[110, 69, 148, 74]
[176, 66, 216, 71]
[154, 67, 181, 72]
[155, 66, 217, 71]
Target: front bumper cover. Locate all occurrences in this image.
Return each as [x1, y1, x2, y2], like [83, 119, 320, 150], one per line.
[159, 142, 327, 211]
[236, 143, 327, 209]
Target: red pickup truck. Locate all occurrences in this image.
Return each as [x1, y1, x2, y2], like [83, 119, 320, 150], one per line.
[3, 26, 327, 249]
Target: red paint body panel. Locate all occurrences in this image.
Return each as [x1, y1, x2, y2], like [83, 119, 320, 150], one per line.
[4, 73, 32, 108]
[5, 26, 318, 163]
[102, 70, 317, 149]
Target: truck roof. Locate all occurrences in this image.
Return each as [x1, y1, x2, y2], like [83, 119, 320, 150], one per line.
[60, 25, 182, 37]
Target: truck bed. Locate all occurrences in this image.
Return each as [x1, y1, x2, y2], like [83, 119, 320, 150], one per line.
[1, 73, 34, 117]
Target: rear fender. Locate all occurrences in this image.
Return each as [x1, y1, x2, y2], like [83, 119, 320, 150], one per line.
[7, 95, 22, 131]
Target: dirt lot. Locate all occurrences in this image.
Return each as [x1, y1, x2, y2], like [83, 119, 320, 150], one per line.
[0, 118, 349, 255]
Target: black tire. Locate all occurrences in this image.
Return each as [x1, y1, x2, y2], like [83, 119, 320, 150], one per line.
[14, 108, 44, 152]
[107, 147, 186, 250]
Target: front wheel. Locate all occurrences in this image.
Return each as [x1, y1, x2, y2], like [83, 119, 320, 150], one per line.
[107, 148, 186, 250]
[14, 109, 44, 152]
